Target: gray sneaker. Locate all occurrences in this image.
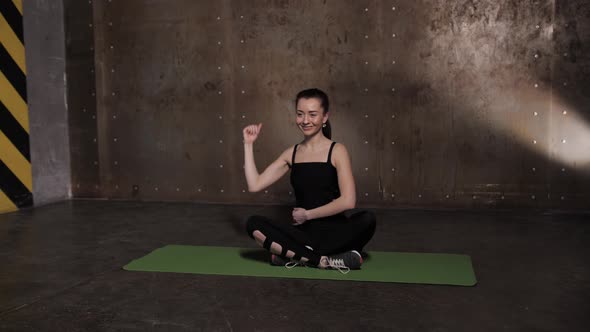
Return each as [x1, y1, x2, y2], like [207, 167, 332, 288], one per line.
[325, 250, 363, 274]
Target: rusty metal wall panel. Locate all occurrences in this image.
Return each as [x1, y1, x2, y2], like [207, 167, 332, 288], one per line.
[80, 0, 589, 209]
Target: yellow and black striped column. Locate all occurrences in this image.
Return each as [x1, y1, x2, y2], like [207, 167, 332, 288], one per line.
[0, 0, 32, 214]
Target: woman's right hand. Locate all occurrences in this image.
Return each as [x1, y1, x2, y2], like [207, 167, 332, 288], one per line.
[243, 123, 262, 144]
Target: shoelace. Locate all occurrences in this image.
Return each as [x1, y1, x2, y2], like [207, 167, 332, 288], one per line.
[326, 257, 350, 274]
[285, 261, 300, 269]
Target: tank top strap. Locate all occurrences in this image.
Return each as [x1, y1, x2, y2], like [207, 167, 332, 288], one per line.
[291, 144, 299, 165]
[327, 141, 337, 164]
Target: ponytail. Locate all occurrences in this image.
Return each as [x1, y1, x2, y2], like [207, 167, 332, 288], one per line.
[322, 120, 332, 139]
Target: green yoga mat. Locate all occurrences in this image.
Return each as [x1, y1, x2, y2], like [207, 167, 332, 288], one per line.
[124, 245, 477, 286]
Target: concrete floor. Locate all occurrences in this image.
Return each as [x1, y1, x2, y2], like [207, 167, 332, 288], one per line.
[0, 200, 588, 331]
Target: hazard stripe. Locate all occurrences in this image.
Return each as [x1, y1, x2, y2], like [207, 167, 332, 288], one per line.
[0, 130, 31, 191]
[0, 43, 26, 101]
[0, 70, 28, 132]
[0, 0, 23, 43]
[0, 160, 32, 208]
[0, 100, 29, 161]
[0, 189, 18, 213]
[0, 0, 30, 213]
[0, 12, 26, 74]
[10, 0, 22, 15]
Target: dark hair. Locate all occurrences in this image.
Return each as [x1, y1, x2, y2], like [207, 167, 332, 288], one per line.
[295, 88, 332, 139]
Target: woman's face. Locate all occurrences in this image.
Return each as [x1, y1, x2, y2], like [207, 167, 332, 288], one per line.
[296, 98, 328, 136]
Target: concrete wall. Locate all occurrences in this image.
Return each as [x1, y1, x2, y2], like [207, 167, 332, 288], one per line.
[68, 0, 589, 209]
[24, 0, 71, 206]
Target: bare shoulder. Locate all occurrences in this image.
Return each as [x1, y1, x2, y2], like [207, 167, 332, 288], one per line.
[280, 145, 297, 165]
[332, 142, 351, 165]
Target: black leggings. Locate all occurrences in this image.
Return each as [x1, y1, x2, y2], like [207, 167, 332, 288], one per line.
[246, 210, 376, 266]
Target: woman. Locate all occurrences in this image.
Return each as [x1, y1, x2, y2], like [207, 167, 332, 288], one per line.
[244, 88, 376, 273]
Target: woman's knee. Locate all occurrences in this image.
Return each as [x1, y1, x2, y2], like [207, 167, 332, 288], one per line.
[353, 210, 377, 232]
[245, 215, 269, 237]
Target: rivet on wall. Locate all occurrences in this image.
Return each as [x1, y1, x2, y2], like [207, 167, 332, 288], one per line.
[217, 41, 222, 45]
[240, 15, 244, 19]
[392, 6, 396, 11]
[364, 35, 369, 39]
[217, 16, 221, 20]
[391, 114, 396, 119]
[240, 39, 245, 44]
[364, 61, 369, 65]
[217, 66, 222, 70]
[392, 60, 396, 64]
[241, 90, 246, 94]
[242, 115, 246, 119]
[533, 111, 538, 116]
[364, 8, 369, 12]
[532, 140, 537, 144]
[392, 33, 397, 38]
[241, 65, 246, 69]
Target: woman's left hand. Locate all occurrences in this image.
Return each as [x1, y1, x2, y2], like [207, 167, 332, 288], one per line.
[292, 208, 308, 225]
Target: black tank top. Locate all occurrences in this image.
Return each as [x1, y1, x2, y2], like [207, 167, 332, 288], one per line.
[290, 142, 341, 210]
